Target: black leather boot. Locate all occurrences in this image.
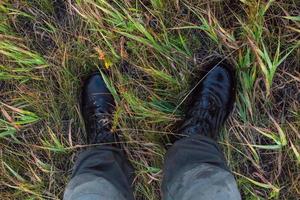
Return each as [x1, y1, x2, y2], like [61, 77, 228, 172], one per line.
[81, 73, 117, 144]
[180, 61, 236, 139]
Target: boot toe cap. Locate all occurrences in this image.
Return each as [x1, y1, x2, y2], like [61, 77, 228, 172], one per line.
[82, 73, 115, 113]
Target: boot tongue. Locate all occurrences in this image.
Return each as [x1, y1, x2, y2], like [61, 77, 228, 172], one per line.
[180, 118, 214, 138]
[94, 129, 117, 144]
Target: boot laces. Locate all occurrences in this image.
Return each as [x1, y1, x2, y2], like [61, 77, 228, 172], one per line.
[182, 94, 226, 137]
[90, 109, 115, 143]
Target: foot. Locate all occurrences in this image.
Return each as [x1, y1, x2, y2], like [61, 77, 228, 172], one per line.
[180, 61, 236, 139]
[81, 73, 117, 144]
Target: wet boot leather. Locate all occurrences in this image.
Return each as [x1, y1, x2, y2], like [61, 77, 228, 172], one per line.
[81, 73, 117, 144]
[180, 62, 236, 139]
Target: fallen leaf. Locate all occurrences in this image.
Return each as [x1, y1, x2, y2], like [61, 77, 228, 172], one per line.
[104, 58, 113, 69]
[94, 47, 105, 60]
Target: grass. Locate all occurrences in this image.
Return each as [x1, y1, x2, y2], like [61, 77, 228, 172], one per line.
[0, 0, 299, 199]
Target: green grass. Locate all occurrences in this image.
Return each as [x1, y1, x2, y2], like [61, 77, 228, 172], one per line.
[1, 0, 299, 199]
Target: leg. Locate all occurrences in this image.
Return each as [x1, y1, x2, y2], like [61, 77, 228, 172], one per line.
[162, 135, 240, 200]
[162, 61, 241, 200]
[64, 146, 134, 200]
[64, 73, 134, 199]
